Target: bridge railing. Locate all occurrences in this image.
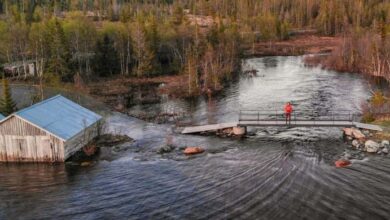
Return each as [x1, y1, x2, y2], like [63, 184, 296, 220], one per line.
[239, 110, 356, 122]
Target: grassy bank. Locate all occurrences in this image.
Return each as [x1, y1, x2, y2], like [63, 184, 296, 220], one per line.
[373, 120, 390, 140]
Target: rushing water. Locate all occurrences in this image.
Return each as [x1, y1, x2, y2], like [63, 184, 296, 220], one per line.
[1, 56, 390, 220]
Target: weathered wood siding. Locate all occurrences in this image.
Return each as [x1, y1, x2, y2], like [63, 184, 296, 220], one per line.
[64, 122, 100, 160]
[0, 116, 64, 162]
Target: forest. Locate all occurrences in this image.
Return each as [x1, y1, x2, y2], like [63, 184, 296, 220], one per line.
[0, 0, 389, 97]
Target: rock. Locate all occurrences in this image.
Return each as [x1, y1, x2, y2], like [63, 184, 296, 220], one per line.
[115, 103, 125, 111]
[184, 147, 205, 155]
[351, 128, 365, 140]
[335, 159, 351, 168]
[222, 128, 233, 135]
[233, 126, 246, 136]
[246, 132, 256, 136]
[382, 147, 389, 154]
[83, 145, 97, 156]
[365, 140, 380, 153]
[95, 134, 133, 147]
[343, 128, 353, 136]
[343, 152, 352, 160]
[343, 128, 365, 140]
[352, 140, 360, 148]
[362, 130, 370, 136]
[81, 161, 92, 166]
[381, 140, 389, 147]
[377, 150, 383, 155]
[157, 145, 176, 154]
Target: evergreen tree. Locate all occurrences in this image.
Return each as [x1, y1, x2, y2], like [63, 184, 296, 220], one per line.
[0, 77, 17, 116]
[132, 21, 154, 77]
[94, 34, 120, 77]
[46, 18, 70, 78]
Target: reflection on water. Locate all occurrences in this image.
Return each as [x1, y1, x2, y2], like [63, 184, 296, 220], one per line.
[1, 56, 390, 220]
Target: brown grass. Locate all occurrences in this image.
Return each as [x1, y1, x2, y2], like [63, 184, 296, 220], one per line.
[244, 35, 343, 57]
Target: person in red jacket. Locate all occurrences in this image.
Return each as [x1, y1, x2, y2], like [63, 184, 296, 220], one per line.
[284, 102, 293, 125]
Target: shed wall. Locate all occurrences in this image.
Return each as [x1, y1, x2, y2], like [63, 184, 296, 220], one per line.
[0, 116, 64, 162]
[64, 122, 100, 160]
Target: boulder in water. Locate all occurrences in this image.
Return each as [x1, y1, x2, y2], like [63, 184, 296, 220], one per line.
[365, 140, 380, 153]
[382, 147, 389, 154]
[381, 140, 389, 148]
[81, 161, 93, 167]
[157, 145, 176, 154]
[344, 128, 366, 139]
[335, 159, 351, 168]
[233, 126, 246, 136]
[351, 128, 365, 140]
[184, 147, 205, 155]
[343, 128, 353, 136]
[352, 140, 360, 148]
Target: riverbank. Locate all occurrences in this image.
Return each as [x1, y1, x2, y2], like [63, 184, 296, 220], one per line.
[86, 34, 344, 107]
[373, 120, 390, 140]
[243, 35, 342, 57]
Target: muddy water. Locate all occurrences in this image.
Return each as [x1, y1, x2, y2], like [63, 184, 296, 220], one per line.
[1, 56, 390, 220]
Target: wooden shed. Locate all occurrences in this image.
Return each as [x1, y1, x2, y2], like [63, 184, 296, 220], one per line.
[3, 60, 36, 77]
[0, 95, 102, 162]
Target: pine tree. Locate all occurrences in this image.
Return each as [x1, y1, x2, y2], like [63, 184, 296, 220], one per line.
[0, 77, 17, 116]
[132, 21, 154, 77]
[94, 34, 120, 77]
[47, 18, 69, 78]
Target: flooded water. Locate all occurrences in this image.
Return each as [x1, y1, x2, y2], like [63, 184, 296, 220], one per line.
[1, 56, 390, 220]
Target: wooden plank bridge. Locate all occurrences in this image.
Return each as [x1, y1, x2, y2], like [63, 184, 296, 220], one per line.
[181, 110, 383, 134]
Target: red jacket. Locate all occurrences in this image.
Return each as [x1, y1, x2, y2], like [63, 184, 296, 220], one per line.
[284, 104, 293, 114]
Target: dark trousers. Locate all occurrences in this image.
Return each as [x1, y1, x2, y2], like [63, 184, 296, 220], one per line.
[285, 113, 291, 124]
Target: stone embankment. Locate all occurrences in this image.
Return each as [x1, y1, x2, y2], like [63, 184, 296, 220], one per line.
[343, 128, 389, 155]
[335, 127, 388, 168]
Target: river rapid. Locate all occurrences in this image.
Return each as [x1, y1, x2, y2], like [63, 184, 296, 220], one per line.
[1, 56, 390, 220]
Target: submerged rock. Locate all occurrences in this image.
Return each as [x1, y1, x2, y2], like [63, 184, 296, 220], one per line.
[95, 134, 133, 147]
[80, 161, 93, 167]
[184, 147, 205, 155]
[365, 140, 380, 153]
[157, 145, 176, 154]
[335, 159, 351, 168]
[382, 147, 389, 154]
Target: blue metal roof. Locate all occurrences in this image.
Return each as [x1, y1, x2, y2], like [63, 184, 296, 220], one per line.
[0, 113, 4, 120]
[16, 95, 102, 141]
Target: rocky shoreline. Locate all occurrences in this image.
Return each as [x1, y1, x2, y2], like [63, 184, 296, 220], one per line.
[343, 127, 389, 155]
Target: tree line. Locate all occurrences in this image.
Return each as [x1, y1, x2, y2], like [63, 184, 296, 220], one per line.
[0, 0, 389, 96]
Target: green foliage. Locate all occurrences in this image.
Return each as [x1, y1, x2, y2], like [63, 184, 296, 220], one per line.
[362, 112, 376, 123]
[371, 91, 386, 108]
[0, 0, 389, 92]
[46, 18, 69, 78]
[0, 77, 17, 116]
[277, 20, 290, 40]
